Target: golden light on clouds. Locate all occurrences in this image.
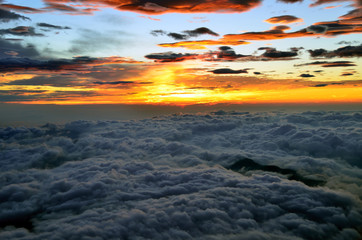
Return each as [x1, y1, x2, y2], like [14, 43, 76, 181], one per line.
[3, 63, 361, 105]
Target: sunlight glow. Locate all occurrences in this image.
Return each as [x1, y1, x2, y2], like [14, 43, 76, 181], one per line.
[3, 63, 362, 105]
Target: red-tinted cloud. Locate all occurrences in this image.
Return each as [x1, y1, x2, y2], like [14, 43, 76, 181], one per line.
[0, 26, 44, 37]
[151, 0, 361, 50]
[160, 18, 362, 49]
[265, 15, 303, 24]
[43, 2, 99, 15]
[159, 39, 250, 50]
[43, 0, 262, 14]
[225, 19, 362, 40]
[310, 0, 361, 7]
[278, 0, 303, 3]
[159, 26, 308, 49]
[0, 3, 46, 13]
[139, 15, 161, 21]
[1, 2, 98, 15]
[295, 60, 357, 67]
[324, 5, 342, 9]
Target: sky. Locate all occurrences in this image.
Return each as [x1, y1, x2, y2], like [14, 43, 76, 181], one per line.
[0, 0, 362, 105]
[1, 2, 362, 238]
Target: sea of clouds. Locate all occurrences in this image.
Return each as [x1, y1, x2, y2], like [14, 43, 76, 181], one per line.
[0, 110, 361, 239]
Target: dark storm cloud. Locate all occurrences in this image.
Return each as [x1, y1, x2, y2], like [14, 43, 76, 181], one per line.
[6, 76, 84, 87]
[299, 73, 315, 77]
[290, 47, 304, 51]
[151, 27, 219, 40]
[337, 40, 360, 45]
[145, 52, 198, 62]
[150, 29, 167, 36]
[321, 61, 357, 67]
[3, 38, 23, 41]
[37, 23, 71, 30]
[313, 83, 328, 87]
[306, 24, 328, 33]
[0, 111, 362, 239]
[308, 44, 362, 58]
[93, 80, 135, 85]
[211, 46, 249, 61]
[145, 46, 301, 63]
[167, 32, 188, 40]
[0, 90, 97, 102]
[341, 72, 354, 76]
[0, 56, 139, 73]
[309, 22, 362, 36]
[259, 47, 299, 58]
[0, 26, 44, 37]
[0, 57, 91, 72]
[271, 25, 292, 31]
[0, 39, 40, 58]
[0, 8, 30, 22]
[145, 46, 252, 62]
[265, 15, 303, 24]
[0, 89, 46, 94]
[210, 68, 248, 74]
[295, 60, 357, 67]
[183, 27, 219, 37]
[308, 48, 328, 57]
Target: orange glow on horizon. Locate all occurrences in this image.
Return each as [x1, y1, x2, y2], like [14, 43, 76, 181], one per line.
[6, 85, 362, 106]
[2, 63, 362, 105]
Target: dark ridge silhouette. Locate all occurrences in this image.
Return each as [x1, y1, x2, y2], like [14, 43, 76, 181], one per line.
[0, 209, 41, 232]
[227, 158, 326, 187]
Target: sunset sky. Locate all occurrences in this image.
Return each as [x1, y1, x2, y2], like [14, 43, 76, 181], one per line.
[1, 2, 362, 238]
[0, 0, 361, 105]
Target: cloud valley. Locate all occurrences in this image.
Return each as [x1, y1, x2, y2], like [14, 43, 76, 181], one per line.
[1, 111, 361, 239]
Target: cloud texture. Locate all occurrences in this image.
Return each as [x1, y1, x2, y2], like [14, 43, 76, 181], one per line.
[0, 111, 361, 239]
[42, 0, 262, 14]
[0, 8, 30, 22]
[308, 44, 362, 58]
[265, 15, 303, 24]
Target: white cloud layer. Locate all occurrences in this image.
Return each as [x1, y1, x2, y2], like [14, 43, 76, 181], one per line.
[0, 111, 361, 239]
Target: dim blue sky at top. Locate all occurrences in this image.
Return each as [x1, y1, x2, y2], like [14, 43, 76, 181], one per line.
[1, 0, 359, 58]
